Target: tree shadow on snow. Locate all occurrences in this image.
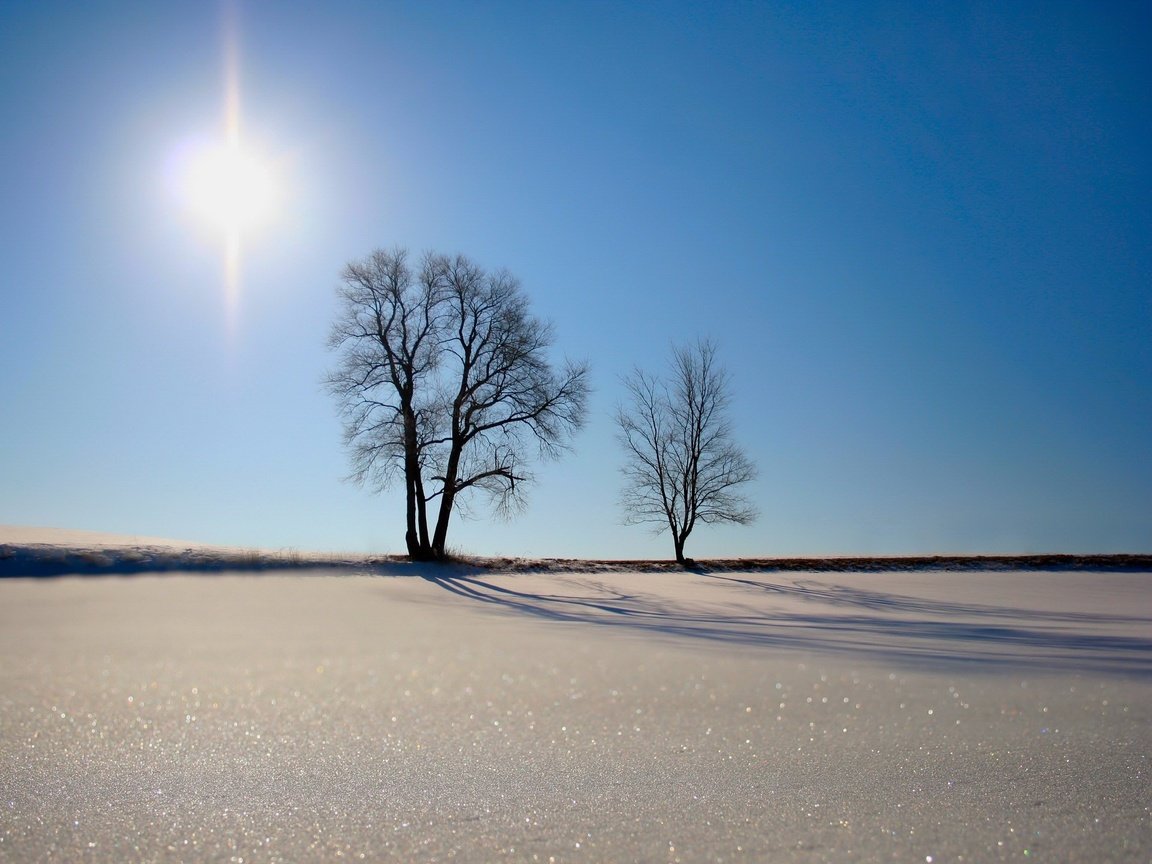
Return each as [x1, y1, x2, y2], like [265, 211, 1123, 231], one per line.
[422, 572, 1152, 678]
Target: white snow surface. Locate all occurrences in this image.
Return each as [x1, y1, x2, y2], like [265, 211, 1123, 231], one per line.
[1, 526, 1150, 860]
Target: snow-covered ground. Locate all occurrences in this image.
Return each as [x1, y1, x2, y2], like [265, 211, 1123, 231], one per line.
[1, 525, 1150, 859]
[2, 566, 1150, 861]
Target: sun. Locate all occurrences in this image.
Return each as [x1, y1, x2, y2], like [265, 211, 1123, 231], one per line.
[169, 134, 280, 327]
[182, 140, 276, 235]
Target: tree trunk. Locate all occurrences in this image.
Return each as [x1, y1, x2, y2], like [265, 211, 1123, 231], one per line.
[431, 494, 453, 560]
[673, 524, 695, 566]
[415, 479, 431, 556]
[431, 442, 464, 560]
[403, 477, 419, 559]
[402, 409, 433, 560]
[403, 473, 425, 559]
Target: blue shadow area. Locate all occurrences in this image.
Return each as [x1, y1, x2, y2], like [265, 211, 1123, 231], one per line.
[423, 572, 1152, 678]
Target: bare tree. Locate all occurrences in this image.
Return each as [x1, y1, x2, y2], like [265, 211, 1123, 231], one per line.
[328, 247, 589, 561]
[616, 339, 757, 564]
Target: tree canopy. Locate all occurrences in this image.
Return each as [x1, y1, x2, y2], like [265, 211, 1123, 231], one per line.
[328, 248, 589, 560]
[617, 339, 757, 563]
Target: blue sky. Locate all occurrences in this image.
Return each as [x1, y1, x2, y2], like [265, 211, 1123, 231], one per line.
[1, 1, 1149, 557]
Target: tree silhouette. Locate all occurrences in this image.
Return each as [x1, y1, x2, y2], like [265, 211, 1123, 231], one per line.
[617, 339, 757, 563]
[328, 248, 589, 560]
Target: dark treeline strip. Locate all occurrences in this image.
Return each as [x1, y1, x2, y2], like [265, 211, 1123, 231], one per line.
[473, 554, 1152, 574]
[2, 545, 1149, 578]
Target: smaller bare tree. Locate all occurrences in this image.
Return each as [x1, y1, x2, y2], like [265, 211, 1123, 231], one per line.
[616, 339, 757, 564]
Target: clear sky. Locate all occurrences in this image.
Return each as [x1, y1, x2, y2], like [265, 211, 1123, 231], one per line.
[1, 1, 1149, 558]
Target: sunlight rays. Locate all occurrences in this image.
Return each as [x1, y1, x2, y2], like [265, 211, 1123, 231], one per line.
[172, 2, 279, 330]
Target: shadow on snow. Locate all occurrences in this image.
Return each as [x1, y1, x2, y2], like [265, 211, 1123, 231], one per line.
[422, 571, 1152, 678]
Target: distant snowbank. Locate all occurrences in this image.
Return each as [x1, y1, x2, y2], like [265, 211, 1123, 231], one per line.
[1, 525, 1149, 577]
[0, 525, 201, 549]
[0, 525, 399, 577]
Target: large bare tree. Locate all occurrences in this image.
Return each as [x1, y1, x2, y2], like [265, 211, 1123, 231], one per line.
[328, 248, 589, 561]
[616, 339, 757, 564]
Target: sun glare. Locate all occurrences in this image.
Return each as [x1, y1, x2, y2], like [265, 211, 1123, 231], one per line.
[166, 1, 283, 330]
[183, 141, 276, 234]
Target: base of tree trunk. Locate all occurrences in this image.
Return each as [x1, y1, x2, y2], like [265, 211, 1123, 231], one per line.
[407, 548, 455, 563]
